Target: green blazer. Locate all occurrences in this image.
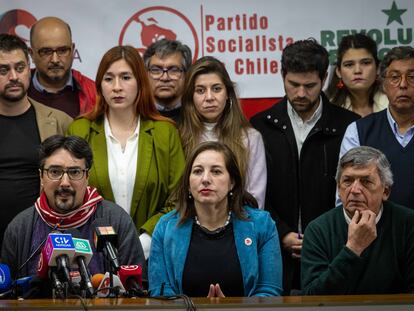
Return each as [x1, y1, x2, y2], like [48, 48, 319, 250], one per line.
[67, 116, 185, 234]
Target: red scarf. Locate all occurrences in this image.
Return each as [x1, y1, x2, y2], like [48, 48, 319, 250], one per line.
[35, 186, 103, 229]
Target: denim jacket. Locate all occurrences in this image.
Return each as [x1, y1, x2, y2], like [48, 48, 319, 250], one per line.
[149, 206, 283, 297]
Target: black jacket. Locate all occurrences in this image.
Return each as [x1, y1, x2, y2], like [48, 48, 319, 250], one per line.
[251, 94, 359, 237]
[251, 94, 359, 293]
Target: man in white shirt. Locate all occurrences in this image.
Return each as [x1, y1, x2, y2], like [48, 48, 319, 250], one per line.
[251, 38, 359, 295]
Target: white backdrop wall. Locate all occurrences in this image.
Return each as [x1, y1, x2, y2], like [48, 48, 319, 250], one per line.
[1, 0, 413, 97]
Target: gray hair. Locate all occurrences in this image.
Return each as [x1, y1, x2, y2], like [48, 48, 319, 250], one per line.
[143, 39, 192, 71]
[379, 46, 414, 81]
[336, 146, 394, 188]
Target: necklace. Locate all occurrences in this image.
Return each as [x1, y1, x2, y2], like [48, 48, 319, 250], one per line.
[194, 211, 232, 235]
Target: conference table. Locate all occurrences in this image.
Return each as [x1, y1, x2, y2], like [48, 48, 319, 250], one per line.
[1, 294, 414, 310]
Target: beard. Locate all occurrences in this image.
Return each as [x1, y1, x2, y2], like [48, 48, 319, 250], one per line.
[38, 65, 71, 85]
[288, 95, 320, 119]
[53, 187, 77, 213]
[0, 82, 26, 102]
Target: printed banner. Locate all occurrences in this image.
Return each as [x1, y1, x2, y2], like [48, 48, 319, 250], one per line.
[1, 0, 413, 97]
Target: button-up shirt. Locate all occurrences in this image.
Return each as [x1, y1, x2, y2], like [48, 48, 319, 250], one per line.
[104, 116, 140, 214]
[287, 97, 323, 156]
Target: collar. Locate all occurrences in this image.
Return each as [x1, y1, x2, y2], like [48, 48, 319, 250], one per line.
[287, 95, 323, 125]
[343, 91, 389, 113]
[203, 122, 216, 131]
[156, 101, 181, 112]
[386, 108, 414, 138]
[104, 115, 140, 140]
[342, 205, 383, 225]
[32, 70, 75, 93]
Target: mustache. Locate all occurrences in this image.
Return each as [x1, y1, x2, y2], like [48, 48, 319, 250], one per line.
[5, 82, 24, 89]
[54, 188, 76, 196]
[48, 64, 64, 70]
[292, 97, 310, 103]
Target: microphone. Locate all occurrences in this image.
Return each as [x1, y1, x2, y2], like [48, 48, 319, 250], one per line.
[118, 265, 145, 297]
[92, 220, 120, 272]
[0, 264, 12, 298]
[95, 272, 125, 297]
[42, 233, 75, 285]
[70, 234, 94, 297]
[91, 273, 104, 291]
[49, 268, 65, 298]
[0, 264, 11, 293]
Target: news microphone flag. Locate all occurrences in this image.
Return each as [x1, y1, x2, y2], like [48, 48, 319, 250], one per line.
[118, 265, 142, 290]
[96, 272, 125, 297]
[43, 233, 75, 266]
[71, 238, 93, 268]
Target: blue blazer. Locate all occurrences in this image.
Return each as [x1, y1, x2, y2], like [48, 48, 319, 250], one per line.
[149, 206, 283, 297]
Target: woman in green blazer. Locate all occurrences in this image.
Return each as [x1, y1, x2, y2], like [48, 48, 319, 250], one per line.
[67, 46, 185, 241]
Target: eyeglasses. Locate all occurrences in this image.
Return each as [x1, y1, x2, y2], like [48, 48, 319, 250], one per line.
[384, 72, 414, 87]
[43, 167, 88, 180]
[37, 46, 72, 58]
[148, 66, 183, 80]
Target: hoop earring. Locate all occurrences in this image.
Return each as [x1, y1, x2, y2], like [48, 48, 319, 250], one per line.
[228, 98, 233, 109]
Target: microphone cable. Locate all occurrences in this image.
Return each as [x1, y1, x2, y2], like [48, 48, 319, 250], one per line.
[152, 294, 196, 311]
[17, 220, 64, 275]
[67, 294, 88, 311]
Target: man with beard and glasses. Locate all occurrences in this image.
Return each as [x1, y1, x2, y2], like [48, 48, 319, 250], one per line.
[28, 17, 96, 118]
[251, 39, 359, 295]
[143, 39, 192, 123]
[0, 34, 72, 249]
[1, 135, 145, 282]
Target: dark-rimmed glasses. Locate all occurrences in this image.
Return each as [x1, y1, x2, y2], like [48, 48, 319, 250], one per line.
[148, 66, 183, 80]
[43, 166, 88, 180]
[37, 46, 72, 58]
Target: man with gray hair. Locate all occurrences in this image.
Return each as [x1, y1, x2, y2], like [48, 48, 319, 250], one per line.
[340, 46, 414, 208]
[143, 39, 192, 122]
[301, 146, 414, 294]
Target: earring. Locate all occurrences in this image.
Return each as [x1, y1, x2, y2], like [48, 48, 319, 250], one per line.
[188, 192, 193, 199]
[336, 79, 344, 89]
[228, 98, 233, 108]
[228, 191, 233, 197]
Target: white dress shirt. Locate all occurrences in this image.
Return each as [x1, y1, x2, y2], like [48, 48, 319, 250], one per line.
[287, 97, 323, 156]
[104, 116, 140, 214]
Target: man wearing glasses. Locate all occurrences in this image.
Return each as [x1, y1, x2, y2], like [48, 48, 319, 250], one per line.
[0, 34, 72, 249]
[143, 39, 192, 123]
[28, 17, 96, 118]
[340, 46, 414, 208]
[1, 135, 145, 283]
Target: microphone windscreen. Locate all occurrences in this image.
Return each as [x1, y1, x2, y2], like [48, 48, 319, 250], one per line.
[0, 264, 11, 292]
[118, 265, 142, 289]
[91, 273, 105, 289]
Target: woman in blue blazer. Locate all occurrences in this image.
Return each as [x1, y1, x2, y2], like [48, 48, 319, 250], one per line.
[149, 141, 283, 297]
